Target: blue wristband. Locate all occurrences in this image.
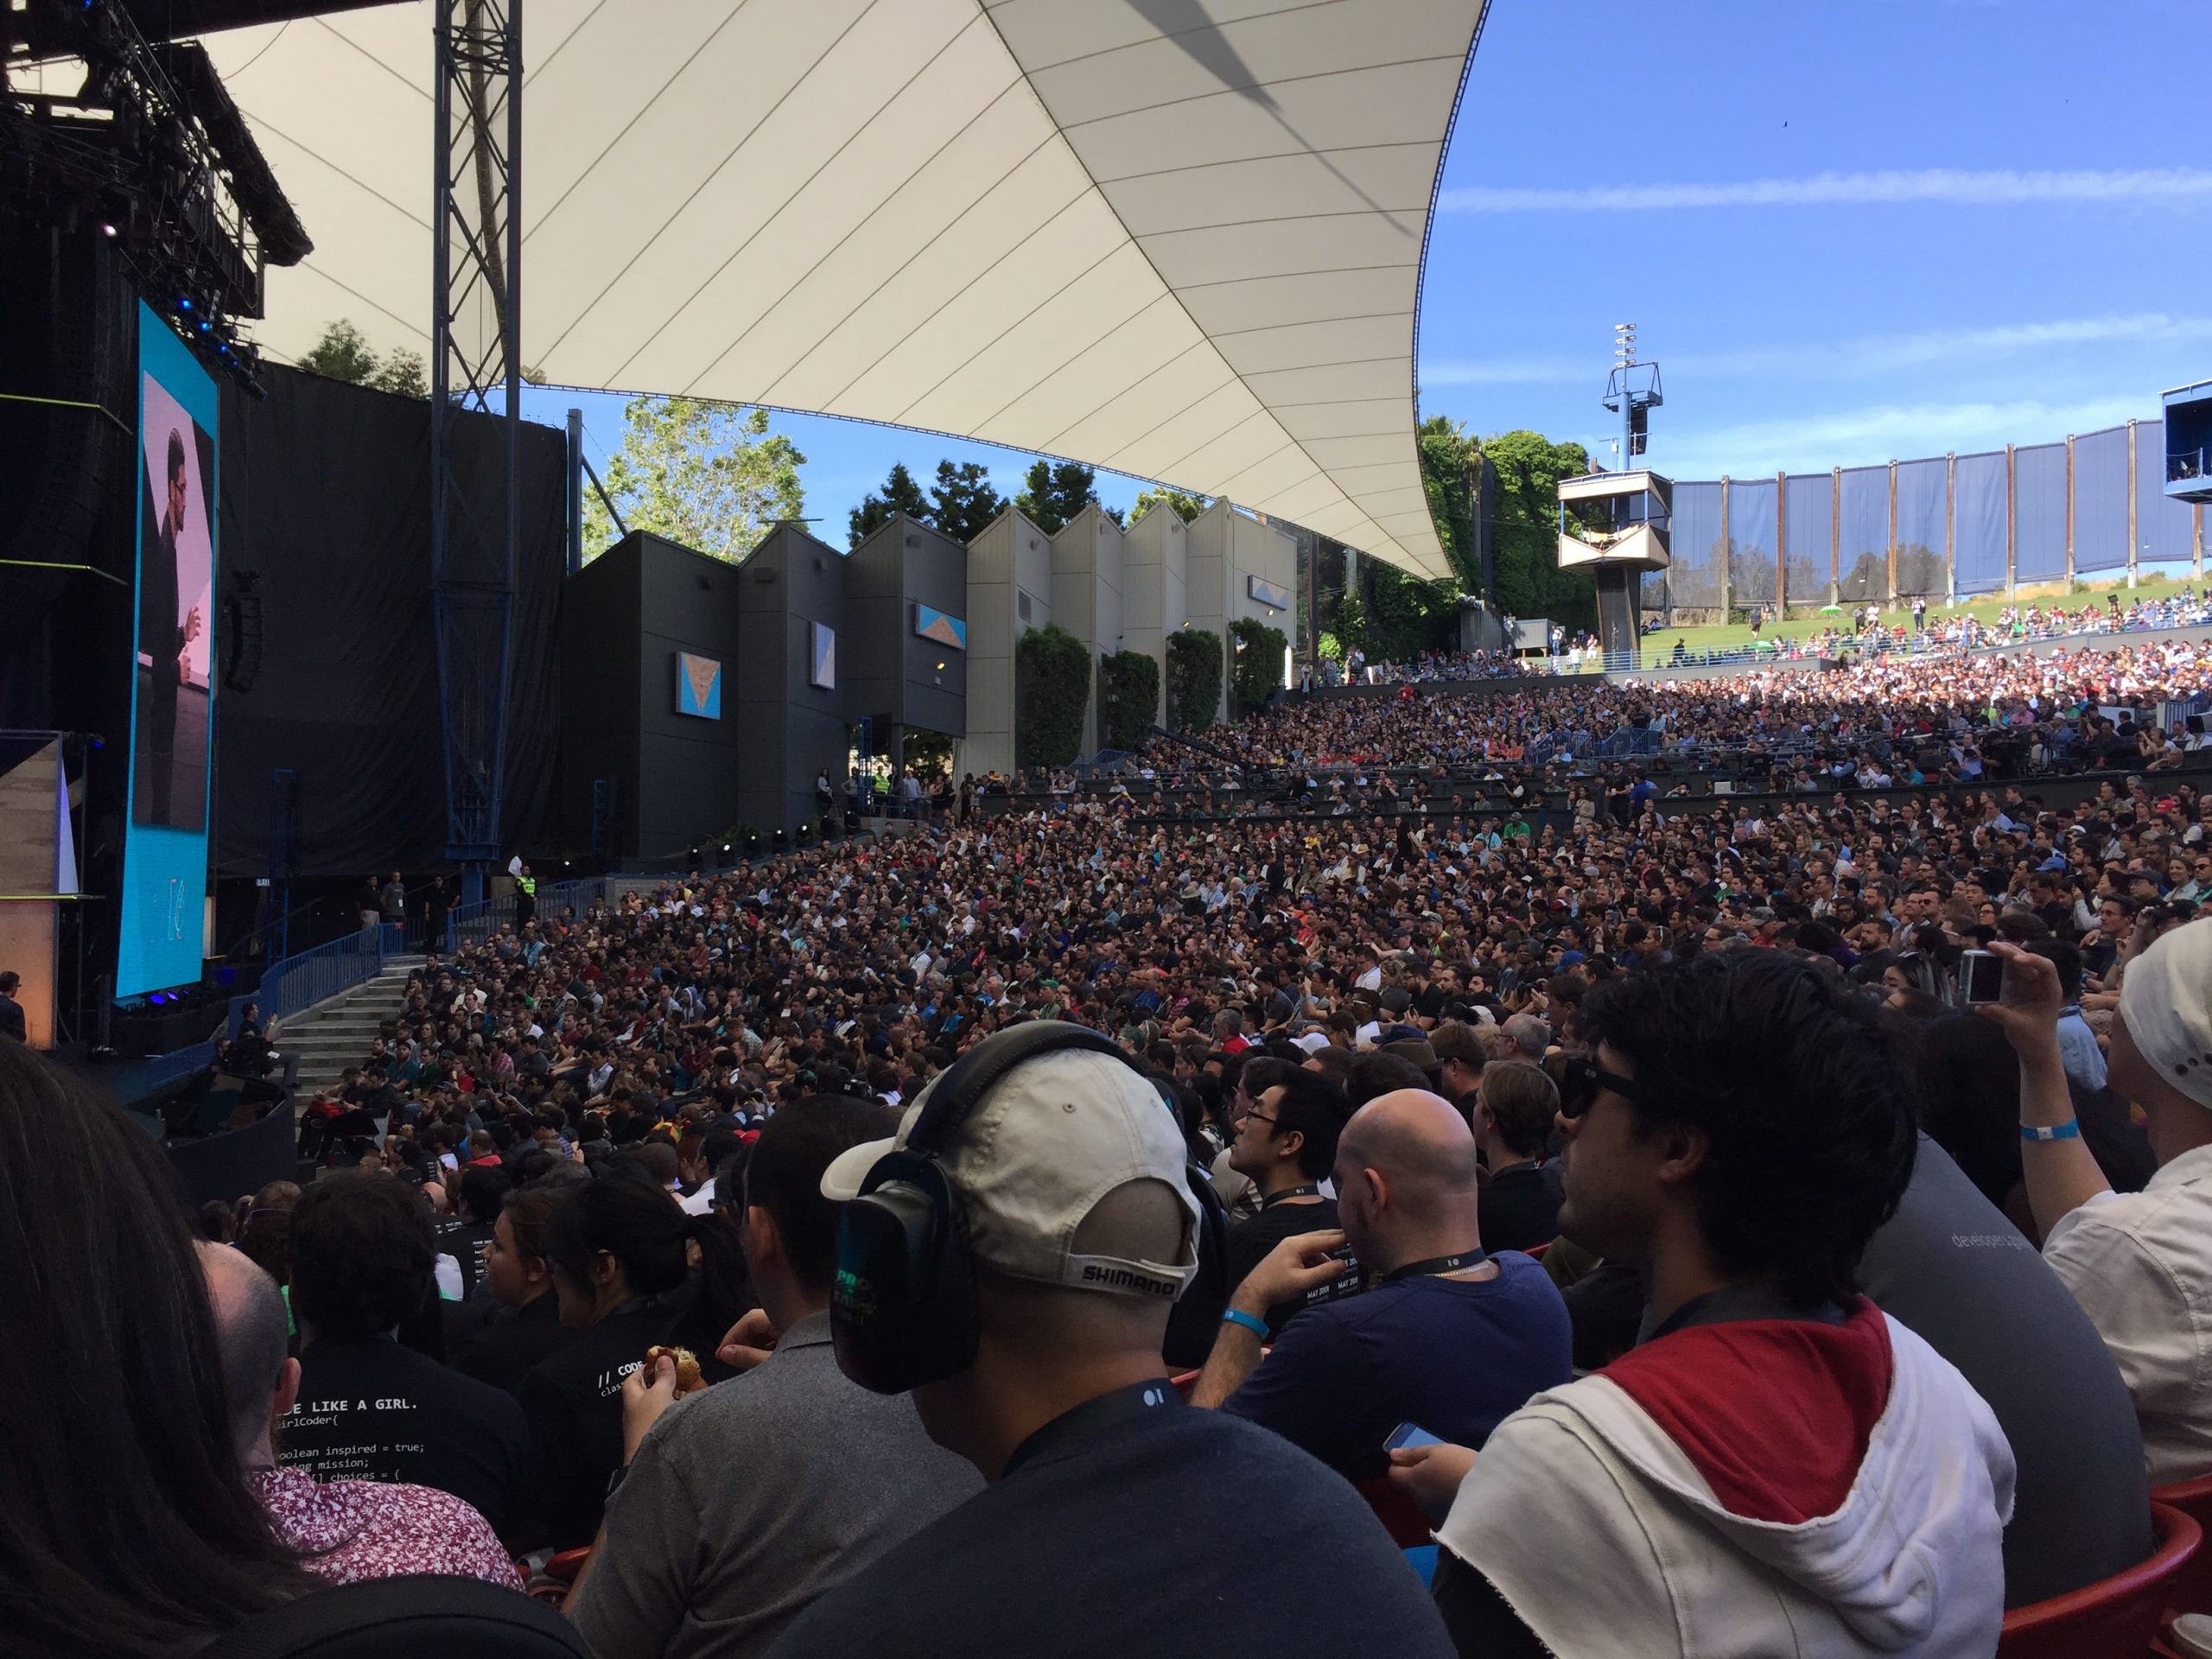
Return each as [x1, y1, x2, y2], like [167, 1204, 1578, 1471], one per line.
[2020, 1119, 2082, 1141]
[1220, 1307, 1269, 1340]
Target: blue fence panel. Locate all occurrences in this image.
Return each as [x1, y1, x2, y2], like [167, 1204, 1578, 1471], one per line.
[1663, 480, 1724, 609]
[1955, 450, 2008, 594]
[1727, 478, 1777, 608]
[2074, 425, 2130, 574]
[1836, 466, 1890, 602]
[2013, 442, 2067, 584]
[2139, 418, 2198, 569]
[1783, 472, 1831, 605]
[1893, 457, 1948, 594]
[251, 928, 388, 1027]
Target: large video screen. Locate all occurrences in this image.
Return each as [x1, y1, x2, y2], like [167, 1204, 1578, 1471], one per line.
[118, 304, 218, 997]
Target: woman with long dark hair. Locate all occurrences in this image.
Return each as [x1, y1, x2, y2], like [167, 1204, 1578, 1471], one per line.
[0, 1039, 316, 1657]
[517, 1170, 752, 1547]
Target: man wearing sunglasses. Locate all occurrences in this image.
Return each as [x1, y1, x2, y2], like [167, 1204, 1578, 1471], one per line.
[1400, 952, 2014, 1659]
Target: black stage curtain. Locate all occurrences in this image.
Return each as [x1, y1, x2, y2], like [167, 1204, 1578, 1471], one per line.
[214, 365, 565, 875]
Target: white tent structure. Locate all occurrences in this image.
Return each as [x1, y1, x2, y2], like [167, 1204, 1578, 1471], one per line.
[205, 0, 1487, 577]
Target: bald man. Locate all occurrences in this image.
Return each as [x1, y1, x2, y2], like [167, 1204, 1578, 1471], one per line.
[1192, 1090, 1572, 1480]
[196, 1242, 520, 1588]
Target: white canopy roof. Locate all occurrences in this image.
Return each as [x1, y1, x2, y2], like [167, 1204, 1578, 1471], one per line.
[205, 0, 1486, 577]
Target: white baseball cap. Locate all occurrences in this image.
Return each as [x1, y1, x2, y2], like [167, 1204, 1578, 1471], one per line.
[2120, 919, 2212, 1112]
[821, 1042, 1201, 1300]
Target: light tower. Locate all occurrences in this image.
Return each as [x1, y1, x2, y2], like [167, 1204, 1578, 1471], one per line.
[1557, 325, 1672, 665]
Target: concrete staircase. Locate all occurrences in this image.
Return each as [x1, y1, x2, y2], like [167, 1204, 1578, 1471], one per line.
[280, 958, 423, 1098]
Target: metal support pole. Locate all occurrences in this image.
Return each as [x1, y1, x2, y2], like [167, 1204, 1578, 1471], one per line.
[1829, 467, 1840, 604]
[567, 407, 584, 577]
[1774, 472, 1786, 613]
[1718, 476, 1731, 622]
[1885, 461, 1898, 607]
[2005, 444, 2017, 597]
[429, 0, 522, 871]
[1945, 453, 1956, 607]
[2064, 433, 2076, 586]
[2127, 420, 2140, 589]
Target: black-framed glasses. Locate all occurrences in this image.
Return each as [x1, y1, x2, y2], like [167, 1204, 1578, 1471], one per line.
[1241, 1110, 1280, 1130]
[1553, 1056, 1641, 1118]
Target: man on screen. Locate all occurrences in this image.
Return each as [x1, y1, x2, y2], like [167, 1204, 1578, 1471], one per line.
[140, 427, 202, 825]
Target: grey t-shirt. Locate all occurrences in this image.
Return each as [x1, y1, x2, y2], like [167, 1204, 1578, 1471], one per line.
[1859, 1135, 2152, 1606]
[569, 1310, 982, 1659]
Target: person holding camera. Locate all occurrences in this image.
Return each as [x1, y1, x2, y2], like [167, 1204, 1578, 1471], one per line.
[1986, 921, 2212, 1481]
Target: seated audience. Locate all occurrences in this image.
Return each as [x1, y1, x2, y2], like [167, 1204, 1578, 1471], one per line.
[767, 1026, 1453, 1657]
[198, 1241, 520, 1589]
[1221, 1067, 1360, 1335]
[1198, 1088, 1572, 1480]
[0, 1039, 317, 1659]
[281, 1171, 530, 1541]
[1407, 953, 2013, 1658]
[450, 1183, 579, 1391]
[568, 1097, 981, 1658]
[1992, 923, 2212, 1481]
[519, 1171, 752, 1547]
[1470, 1060, 1565, 1252]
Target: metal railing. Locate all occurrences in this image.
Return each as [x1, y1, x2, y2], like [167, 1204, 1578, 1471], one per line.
[227, 922, 402, 1039]
[443, 876, 608, 952]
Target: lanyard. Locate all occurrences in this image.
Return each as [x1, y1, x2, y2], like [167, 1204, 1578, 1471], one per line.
[1001, 1379, 1182, 1478]
[1381, 1249, 1489, 1286]
[1261, 1183, 1322, 1211]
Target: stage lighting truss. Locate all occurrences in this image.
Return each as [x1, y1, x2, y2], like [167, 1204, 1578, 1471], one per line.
[0, 0, 308, 392]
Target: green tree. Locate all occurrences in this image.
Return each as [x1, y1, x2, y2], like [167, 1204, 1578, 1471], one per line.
[928, 460, 1006, 543]
[1166, 628, 1222, 732]
[1097, 649, 1160, 750]
[296, 318, 382, 385]
[1485, 429, 1595, 630]
[582, 397, 805, 563]
[1360, 560, 1458, 661]
[1014, 458, 1097, 535]
[1417, 414, 1484, 594]
[295, 319, 429, 397]
[1015, 623, 1090, 767]
[372, 347, 429, 398]
[1230, 618, 1287, 713]
[1129, 486, 1208, 524]
[848, 461, 931, 549]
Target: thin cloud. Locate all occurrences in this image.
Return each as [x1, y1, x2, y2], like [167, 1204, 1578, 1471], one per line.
[1436, 168, 2212, 213]
[1652, 396, 2149, 480]
[1423, 312, 2212, 390]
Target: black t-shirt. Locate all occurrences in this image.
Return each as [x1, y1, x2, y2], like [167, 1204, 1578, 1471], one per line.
[1224, 1192, 1359, 1338]
[1477, 1160, 1563, 1255]
[764, 1386, 1453, 1659]
[280, 1334, 528, 1540]
[515, 1297, 681, 1548]
[452, 1289, 577, 1395]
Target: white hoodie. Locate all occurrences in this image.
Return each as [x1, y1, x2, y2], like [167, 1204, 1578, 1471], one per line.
[1436, 1306, 2014, 1658]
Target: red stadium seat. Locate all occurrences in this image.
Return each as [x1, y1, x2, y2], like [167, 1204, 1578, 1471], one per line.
[1998, 1501, 2199, 1659]
[1522, 1240, 1551, 1262]
[1170, 1369, 1199, 1401]
[1354, 1478, 1436, 1549]
[2154, 1476, 2212, 1618]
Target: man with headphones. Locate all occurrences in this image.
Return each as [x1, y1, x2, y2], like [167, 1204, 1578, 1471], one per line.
[764, 1021, 1452, 1659]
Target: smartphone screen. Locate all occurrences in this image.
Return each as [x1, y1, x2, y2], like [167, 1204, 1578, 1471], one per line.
[1384, 1422, 1444, 1452]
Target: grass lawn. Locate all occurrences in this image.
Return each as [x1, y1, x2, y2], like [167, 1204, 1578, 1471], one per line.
[1635, 570, 2202, 659]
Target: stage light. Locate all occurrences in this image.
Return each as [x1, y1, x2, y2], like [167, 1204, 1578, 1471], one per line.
[178, 296, 192, 310]
[197, 320, 211, 333]
[100, 222, 117, 238]
[721, 843, 730, 854]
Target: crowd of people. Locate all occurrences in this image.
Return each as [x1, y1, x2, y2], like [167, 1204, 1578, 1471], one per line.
[10, 627, 2212, 1658]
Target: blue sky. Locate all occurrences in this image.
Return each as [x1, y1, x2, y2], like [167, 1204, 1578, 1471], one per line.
[520, 0, 2212, 541]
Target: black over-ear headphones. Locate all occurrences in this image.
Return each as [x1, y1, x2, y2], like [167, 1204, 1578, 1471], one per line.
[830, 1020, 1223, 1395]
